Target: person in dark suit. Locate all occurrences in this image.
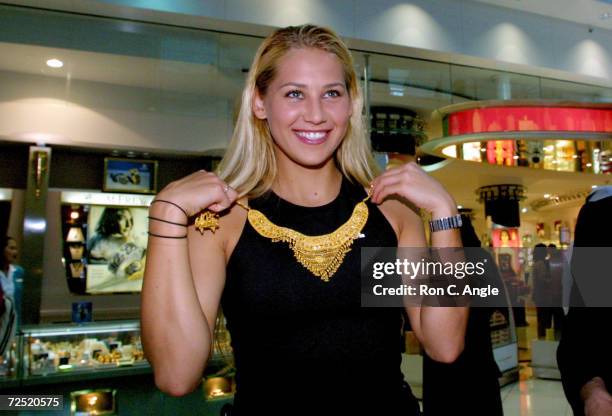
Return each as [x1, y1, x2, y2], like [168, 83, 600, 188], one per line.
[422, 215, 504, 416]
[557, 187, 612, 416]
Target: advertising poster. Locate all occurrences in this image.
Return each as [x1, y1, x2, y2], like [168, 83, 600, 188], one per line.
[86, 206, 148, 293]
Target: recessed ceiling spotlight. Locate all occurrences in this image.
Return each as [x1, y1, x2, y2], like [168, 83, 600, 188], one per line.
[46, 58, 63, 68]
[544, 193, 551, 199]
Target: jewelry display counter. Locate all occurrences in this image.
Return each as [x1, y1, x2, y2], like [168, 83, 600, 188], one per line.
[0, 320, 235, 415]
[20, 320, 149, 385]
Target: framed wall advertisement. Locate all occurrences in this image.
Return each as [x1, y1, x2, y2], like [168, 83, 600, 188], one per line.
[103, 158, 157, 194]
[85, 205, 148, 294]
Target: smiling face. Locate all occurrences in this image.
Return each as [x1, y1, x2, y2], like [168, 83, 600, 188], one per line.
[116, 209, 134, 238]
[252, 47, 352, 170]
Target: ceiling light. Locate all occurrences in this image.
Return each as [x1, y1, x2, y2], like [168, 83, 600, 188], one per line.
[457, 205, 463, 209]
[572, 155, 578, 159]
[592, 185, 598, 189]
[601, 12, 612, 20]
[521, 207, 528, 213]
[544, 193, 551, 199]
[46, 58, 63, 68]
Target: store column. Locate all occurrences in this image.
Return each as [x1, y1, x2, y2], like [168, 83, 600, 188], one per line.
[21, 146, 51, 325]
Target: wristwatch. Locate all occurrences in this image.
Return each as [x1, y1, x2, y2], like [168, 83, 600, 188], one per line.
[429, 214, 463, 233]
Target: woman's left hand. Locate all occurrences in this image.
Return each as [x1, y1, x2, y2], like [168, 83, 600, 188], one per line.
[370, 162, 457, 217]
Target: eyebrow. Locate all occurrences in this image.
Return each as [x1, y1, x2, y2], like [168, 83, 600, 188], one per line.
[278, 82, 346, 89]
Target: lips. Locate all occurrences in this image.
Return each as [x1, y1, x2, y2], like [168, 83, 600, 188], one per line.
[294, 130, 330, 145]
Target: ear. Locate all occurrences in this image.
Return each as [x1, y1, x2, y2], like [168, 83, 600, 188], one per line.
[252, 89, 267, 120]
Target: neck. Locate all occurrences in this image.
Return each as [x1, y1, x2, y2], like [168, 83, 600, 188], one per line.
[273, 157, 343, 207]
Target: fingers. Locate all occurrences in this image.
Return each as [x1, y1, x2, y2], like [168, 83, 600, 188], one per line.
[370, 162, 424, 204]
[206, 181, 237, 212]
[371, 174, 403, 204]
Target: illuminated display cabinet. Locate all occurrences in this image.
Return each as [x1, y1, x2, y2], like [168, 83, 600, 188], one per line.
[21, 321, 148, 378]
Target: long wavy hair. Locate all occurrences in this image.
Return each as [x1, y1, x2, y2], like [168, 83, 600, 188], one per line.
[216, 24, 379, 198]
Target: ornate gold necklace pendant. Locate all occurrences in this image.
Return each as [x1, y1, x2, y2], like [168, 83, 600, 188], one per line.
[247, 196, 369, 282]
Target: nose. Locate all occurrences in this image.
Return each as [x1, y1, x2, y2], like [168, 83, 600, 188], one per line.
[303, 96, 326, 124]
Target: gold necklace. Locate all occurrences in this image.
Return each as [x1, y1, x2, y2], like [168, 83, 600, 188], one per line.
[195, 191, 371, 282]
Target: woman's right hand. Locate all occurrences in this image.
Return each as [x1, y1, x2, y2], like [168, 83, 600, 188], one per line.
[154, 170, 239, 218]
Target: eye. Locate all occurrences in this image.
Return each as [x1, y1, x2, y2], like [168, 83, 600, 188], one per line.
[324, 89, 342, 98]
[286, 90, 303, 99]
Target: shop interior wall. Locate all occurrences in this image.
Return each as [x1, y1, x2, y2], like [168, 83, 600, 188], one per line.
[39, 147, 211, 323]
[0, 142, 29, 261]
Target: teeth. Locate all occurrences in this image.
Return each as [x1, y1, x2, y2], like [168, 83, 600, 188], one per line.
[297, 131, 326, 140]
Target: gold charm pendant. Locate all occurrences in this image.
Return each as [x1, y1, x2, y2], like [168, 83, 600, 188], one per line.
[195, 210, 220, 234]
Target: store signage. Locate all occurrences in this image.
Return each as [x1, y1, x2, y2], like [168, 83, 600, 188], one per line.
[447, 106, 612, 136]
[61, 191, 154, 207]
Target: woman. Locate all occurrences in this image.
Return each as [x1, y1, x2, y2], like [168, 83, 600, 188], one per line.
[141, 25, 467, 415]
[0, 236, 20, 355]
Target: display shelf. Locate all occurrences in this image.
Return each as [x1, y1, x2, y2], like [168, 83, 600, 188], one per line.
[21, 320, 147, 382]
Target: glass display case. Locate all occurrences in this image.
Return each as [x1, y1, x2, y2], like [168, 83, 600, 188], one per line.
[21, 321, 148, 380]
[0, 341, 19, 384]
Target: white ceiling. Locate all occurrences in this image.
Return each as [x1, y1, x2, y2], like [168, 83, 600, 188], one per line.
[471, 0, 612, 31]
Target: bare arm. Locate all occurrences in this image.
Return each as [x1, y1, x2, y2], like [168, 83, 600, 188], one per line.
[399, 203, 468, 363]
[371, 162, 468, 364]
[140, 171, 237, 396]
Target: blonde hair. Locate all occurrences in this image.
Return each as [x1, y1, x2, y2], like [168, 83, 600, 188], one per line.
[216, 24, 380, 198]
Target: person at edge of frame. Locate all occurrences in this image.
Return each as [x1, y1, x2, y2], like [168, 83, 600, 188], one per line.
[557, 186, 612, 416]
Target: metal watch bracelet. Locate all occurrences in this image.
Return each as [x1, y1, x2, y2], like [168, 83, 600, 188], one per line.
[429, 214, 463, 233]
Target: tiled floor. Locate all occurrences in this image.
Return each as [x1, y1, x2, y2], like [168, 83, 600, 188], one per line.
[501, 377, 572, 416]
[501, 308, 571, 416]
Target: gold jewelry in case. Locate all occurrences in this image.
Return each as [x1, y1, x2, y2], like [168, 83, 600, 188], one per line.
[195, 192, 371, 281]
[69, 245, 84, 260]
[70, 262, 85, 278]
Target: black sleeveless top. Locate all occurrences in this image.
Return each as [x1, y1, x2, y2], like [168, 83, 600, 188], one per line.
[221, 176, 417, 415]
